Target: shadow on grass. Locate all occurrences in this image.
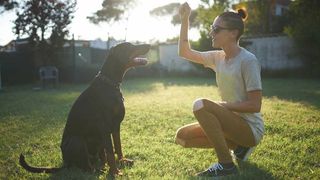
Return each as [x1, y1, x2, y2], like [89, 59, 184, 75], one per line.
[49, 167, 103, 180]
[48, 161, 274, 180]
[185, 161, 274, 180]
[2, 78, 319, 108]
[262, 78, 320, 108]
[122, 77, 216, 95]
[124, 77, 320, 108]
[235, 161, 275, 180]
[49, 160, 136, 180]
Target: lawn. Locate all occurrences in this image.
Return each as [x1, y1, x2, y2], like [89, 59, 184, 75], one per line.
[0, 77, 319, 179]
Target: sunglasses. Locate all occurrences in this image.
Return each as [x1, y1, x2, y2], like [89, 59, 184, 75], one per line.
[211, 25, 234, 34]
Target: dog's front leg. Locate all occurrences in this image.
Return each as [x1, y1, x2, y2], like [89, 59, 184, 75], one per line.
[112, 131, 134, 167]
[106, 152, 122, 176]
[106, 134, 122, 176]
[112, 131, 123, 159]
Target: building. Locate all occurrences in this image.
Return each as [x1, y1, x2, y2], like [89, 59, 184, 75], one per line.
[272, 0, 290, 16]
[0, 38, 30, 52]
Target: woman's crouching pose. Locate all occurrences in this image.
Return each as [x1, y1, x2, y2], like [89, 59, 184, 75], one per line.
[175, 2, 264, 177]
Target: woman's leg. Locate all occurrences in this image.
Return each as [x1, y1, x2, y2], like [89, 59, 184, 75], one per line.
[175, 122, 214, 148]
[175, 122, 241, 150]
[225, 139, 238, 151]
[192, 98, 256, 164]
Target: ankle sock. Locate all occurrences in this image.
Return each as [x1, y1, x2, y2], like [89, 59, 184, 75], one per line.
[220, 162, 235, 169]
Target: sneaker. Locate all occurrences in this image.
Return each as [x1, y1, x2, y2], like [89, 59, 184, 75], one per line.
[233, 146, 255, 161]
[196, 163, 238, 177]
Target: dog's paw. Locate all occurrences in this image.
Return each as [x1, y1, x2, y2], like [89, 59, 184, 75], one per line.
[108, 168, 123, 177]
[98, 164, 107, 172]
[119, 158, 134, 167]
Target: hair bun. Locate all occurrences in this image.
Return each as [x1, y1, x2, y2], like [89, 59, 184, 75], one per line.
[237, 8, 247, 21]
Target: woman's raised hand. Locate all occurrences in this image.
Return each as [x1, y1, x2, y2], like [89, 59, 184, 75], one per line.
[179, 2, 191, 20]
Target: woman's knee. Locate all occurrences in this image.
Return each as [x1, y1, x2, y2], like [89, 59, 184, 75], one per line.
[193, 98, 206, 112]
[175, 124, 198, 147]
[193, 98, 222, 115]
[193, 98, 219, 111]
[175, 127, 187, 147]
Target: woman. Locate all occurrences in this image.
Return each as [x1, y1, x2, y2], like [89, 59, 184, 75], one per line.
[175, 2, 264, 177]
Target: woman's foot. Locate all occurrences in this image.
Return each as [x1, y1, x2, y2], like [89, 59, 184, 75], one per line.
[196, 162, 238, 177]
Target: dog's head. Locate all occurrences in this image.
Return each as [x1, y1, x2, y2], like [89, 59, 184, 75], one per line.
[100, 42, 150, 82]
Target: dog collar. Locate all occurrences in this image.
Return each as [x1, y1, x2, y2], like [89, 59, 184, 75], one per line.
[96, 72, 121, 89]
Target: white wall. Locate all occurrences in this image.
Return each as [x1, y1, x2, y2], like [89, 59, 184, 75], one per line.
[159, 36, 303, 72]
[159, 43, 197, 72]
[244, 36, 303, 70]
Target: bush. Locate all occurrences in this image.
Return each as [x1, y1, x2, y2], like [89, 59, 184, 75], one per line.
[285, 0, 320, 77]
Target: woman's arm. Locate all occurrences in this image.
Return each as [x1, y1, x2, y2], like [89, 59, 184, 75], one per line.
[219, 90, 262, 113]
[178, 3, 204, 65]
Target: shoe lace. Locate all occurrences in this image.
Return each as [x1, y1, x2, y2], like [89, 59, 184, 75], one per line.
[208, 163, 224, 174]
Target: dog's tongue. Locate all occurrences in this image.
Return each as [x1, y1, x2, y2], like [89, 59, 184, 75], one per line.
[133, 57, 148, 65]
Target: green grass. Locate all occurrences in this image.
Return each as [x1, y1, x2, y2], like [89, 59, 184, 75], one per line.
[0, 77, 319, 179]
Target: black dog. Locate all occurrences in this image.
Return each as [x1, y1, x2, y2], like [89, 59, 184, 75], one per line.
[19, 42, 150, 176]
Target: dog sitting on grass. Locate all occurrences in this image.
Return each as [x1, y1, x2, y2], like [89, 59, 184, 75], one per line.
[19, 42, 150, 177]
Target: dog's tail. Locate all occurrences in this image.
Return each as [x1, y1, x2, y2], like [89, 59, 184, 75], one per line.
[19, 154, 62, 173]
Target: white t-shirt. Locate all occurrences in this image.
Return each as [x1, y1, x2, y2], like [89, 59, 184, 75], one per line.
[200, 47, 264, 144]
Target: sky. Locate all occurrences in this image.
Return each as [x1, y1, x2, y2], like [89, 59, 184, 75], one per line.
[0, 0, 202, 46]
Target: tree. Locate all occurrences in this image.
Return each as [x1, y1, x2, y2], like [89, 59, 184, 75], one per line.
[0, 0, 18, 13]
[233, 0, 289, 35]
[14, 0, 76, 66]
[285, 0, 320, 76]
[87, 0, 136, 24]
[194, 2, 226, 51]
[149, 0, 228, 28]
[149, 3, 199, 27]
[149, 0, 227, 50]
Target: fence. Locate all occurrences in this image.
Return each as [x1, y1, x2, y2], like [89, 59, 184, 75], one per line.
[0, 52, 35, 85]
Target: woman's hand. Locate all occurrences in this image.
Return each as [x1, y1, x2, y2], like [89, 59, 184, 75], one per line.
[214, 90, 262, 113]
[179, 2, 191, 21]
